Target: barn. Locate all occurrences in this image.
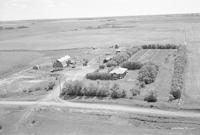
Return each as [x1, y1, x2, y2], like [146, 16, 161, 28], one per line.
[110, 67, 128, 79]
[53, 55, 71, 68]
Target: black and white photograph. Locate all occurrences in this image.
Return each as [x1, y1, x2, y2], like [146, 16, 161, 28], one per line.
[0, 0, 200, 134]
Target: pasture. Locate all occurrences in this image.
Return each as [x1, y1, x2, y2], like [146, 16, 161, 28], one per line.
[0, 14, 200, 50]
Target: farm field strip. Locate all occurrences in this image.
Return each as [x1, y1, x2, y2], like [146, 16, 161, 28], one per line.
[185, 43, 200, 101]
[128, 49, 148, 62]
[137, 49, 154, 63]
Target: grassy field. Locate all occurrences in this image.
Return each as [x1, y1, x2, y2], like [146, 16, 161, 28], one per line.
[1, 105, 200, 135]
[1, 14, 200, 50]
[0, 51, 44, 78]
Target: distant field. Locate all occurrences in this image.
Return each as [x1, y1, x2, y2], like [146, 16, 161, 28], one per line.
[1, 14, 200, 50]
[0, 51, 43, 78]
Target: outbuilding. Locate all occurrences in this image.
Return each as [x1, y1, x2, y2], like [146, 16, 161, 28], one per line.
[110, 67, 128, 79]
[33, 65, 40, 70]
[103, 56, 112, 63]
[53, 55, 71, 68]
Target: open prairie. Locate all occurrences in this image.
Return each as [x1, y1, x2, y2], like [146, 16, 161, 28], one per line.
[0, 14, 200, 50]
[1, 14, 200, 135]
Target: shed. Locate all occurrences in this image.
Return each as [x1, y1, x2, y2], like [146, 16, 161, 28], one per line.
[103, 56, 112, 63]
[115, 48, 121, 53]
[33, 65, 40, 70]
[110, 67, 128, 79]
[53, 55, 71, 68]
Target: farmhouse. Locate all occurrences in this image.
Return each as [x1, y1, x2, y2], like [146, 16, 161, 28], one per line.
[53, 55, 71, 68]
[110, 67, 128, 79]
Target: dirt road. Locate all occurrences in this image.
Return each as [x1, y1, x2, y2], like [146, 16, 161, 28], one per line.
[1, 99, 200, 118]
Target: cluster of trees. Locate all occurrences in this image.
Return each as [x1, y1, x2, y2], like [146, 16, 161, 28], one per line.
[86, 72, 113, 80]
[120, 61, 143, 70]
[23, 81, 55, 93]
[106, 47, 140, 67]
[60, 81, 126, 99]
[170, 46, 186, 100]
[60, 80, 159, 102]
[137, 63, 159, 84]
[142, 44, 177, 49]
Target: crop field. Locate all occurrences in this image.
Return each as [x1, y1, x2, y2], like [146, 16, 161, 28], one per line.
[1, 14, 200, 50]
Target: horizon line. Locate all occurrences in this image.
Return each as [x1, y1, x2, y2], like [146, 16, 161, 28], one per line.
[0, 12, 199, 22]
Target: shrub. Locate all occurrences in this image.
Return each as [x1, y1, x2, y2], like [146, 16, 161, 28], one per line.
[61, 81, 84, 97]
[107, 47, 140, 67]
[115, 44, 119, 49]
[110, 83, 126, 98]
[121, 61, 143, 70]
[83, 83, 98, 97]
[86, 72, 112, 80]
[106, 60, 118, 67]
[96, 84, 110, 97]
[170, 45, 186, 100]
[137, 63, 159, 84]
[130, 88, 140, 96]
[61, 81, 111, 98]
[142, 44, 177, 49]
[47, 81, 55, 90]
[144, 90, 157, 102]
[60, 81, 127, 99]
[99, 64, 105, 69]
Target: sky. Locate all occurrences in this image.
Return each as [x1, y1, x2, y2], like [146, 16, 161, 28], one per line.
[0, 0, 200, 21]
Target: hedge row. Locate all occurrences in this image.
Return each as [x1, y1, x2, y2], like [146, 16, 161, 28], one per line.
[86, 72, 113, 80]
[120, 61, 143, 70]
[137, 62, 159, 84]
[60, 81, 126, 98]
[142, 44, 177, 49]
[106, 47, 140, 67]
[170, 45, 186, 100]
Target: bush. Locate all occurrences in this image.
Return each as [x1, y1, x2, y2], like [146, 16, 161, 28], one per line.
[170, 45, 186, 100]
[96, 84, 110, 97]
[110, 83, 126, 98]
[61, 81, 84, 97]
[106, 47, 140, 67]
[86, 72, 112, 80]
[121, 61, 143, 70]
[47, 81, 55, 90]
[82, 83, 98, 97]
[106, 61, 118, 67]
[137, 63, 159, 84]
[130, 88, 140, 96]
[142, 44, 177, 49]
[144, 90, 157, 102]
[61, 81, 127, 99]
[99, 64, 105, 69]
[61, 81, 111, 98]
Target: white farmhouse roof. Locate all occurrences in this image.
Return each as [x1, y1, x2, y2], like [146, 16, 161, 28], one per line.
[110, 67, 128, 74]
[57, 55, 70, 62]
